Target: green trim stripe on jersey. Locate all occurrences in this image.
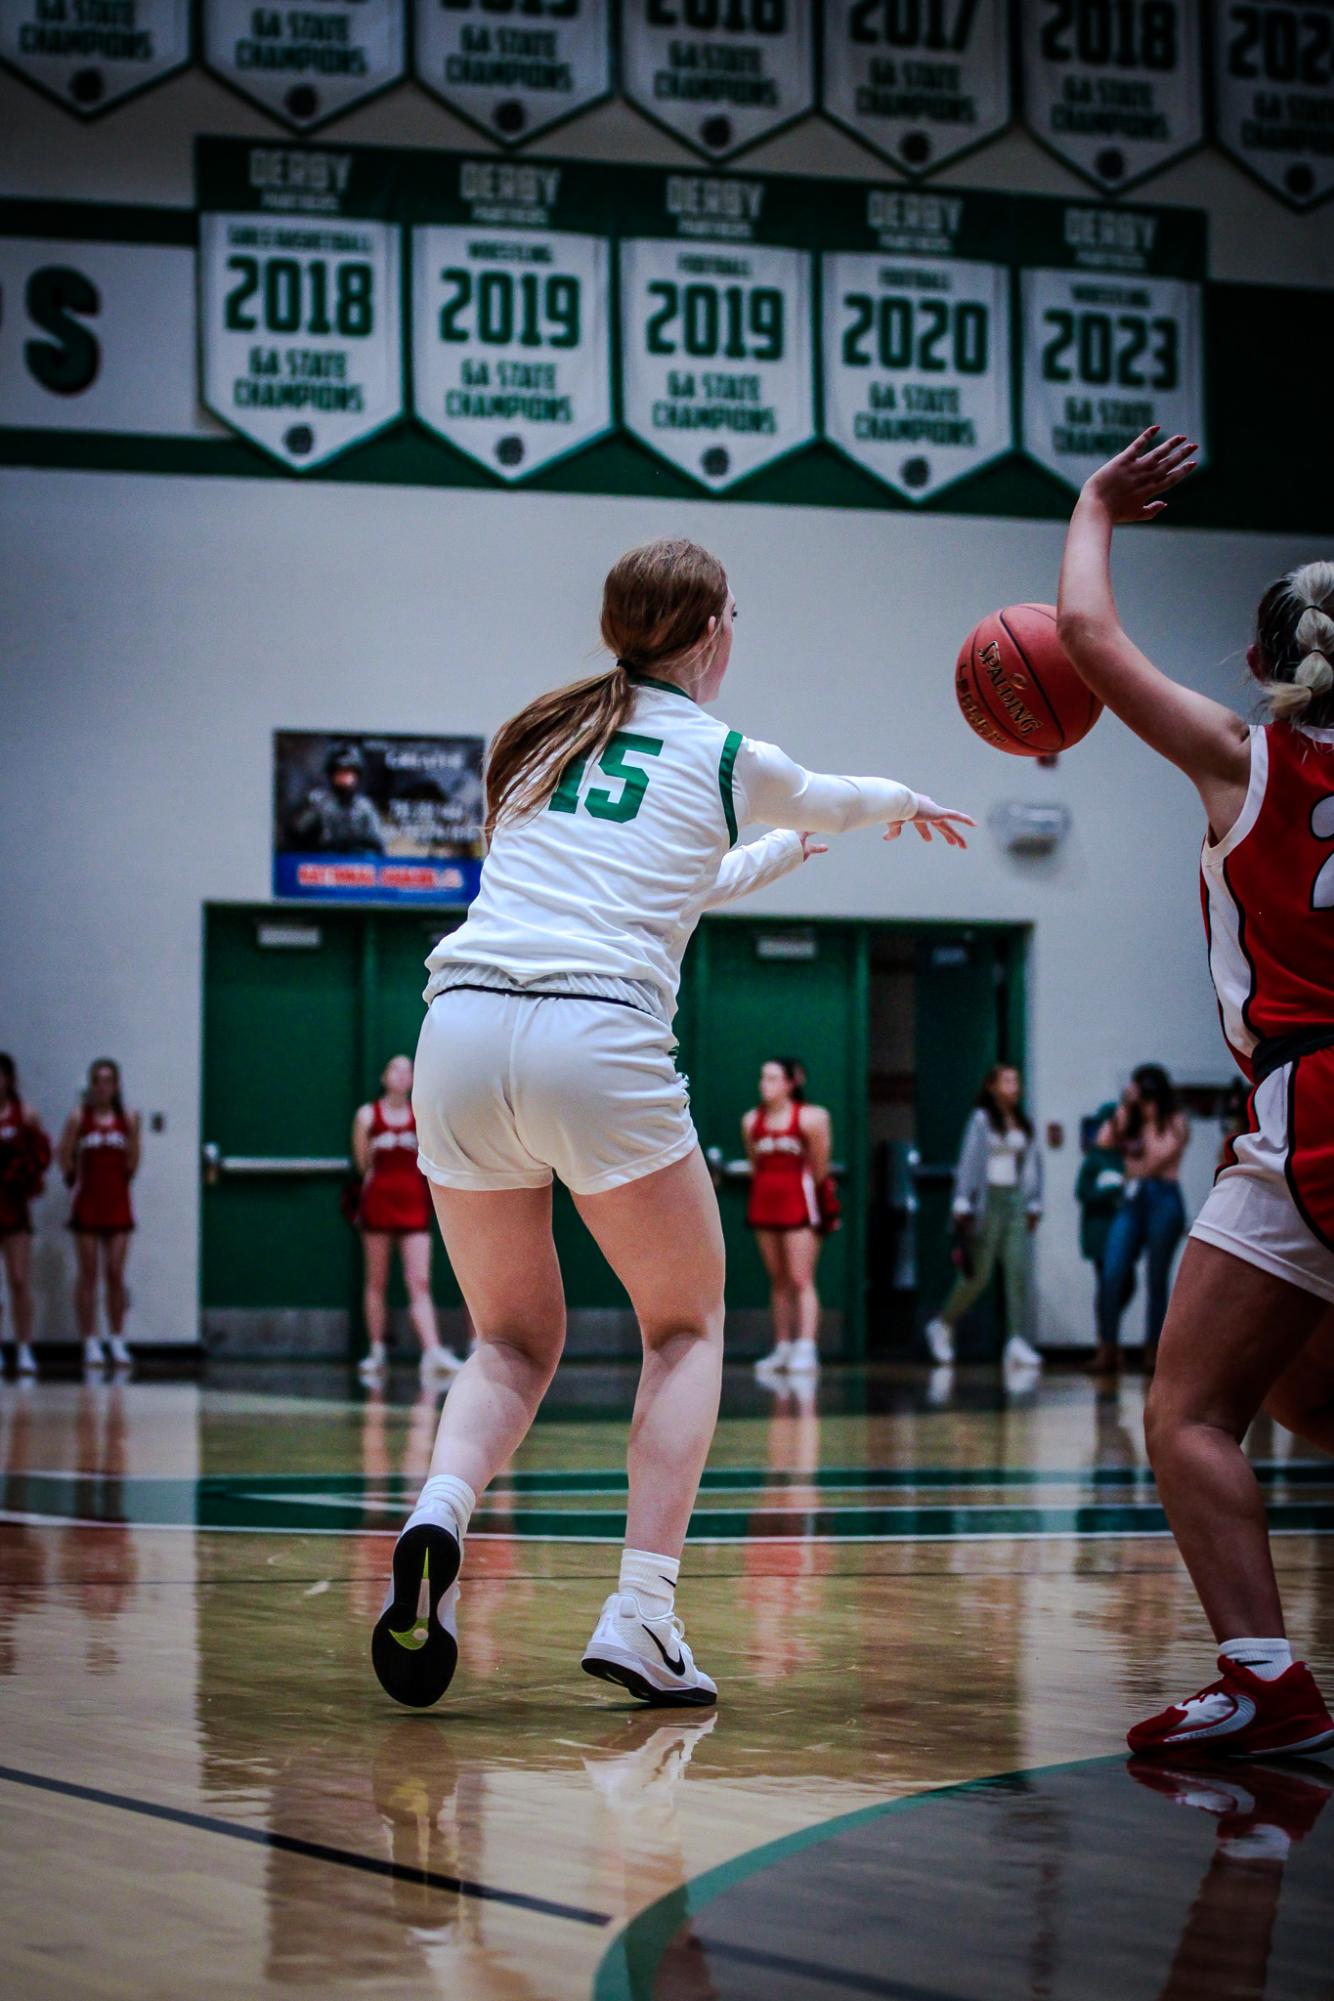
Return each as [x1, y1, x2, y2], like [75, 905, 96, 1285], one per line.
[719, 731, 743, 848]
[629, 674, 695, 703]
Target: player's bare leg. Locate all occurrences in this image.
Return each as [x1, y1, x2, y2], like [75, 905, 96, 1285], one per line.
[1265, 1306, 1334, 1455]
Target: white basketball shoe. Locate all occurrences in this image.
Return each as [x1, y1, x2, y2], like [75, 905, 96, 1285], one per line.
[581, 1593, 718, 1708]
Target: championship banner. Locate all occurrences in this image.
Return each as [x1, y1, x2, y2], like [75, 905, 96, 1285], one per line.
[0, 0, 188, 116]
[1020, 0, 1204, 191]
[1211, 0, 1334, 210]
[409, 159, 613, 481]
[0, 212, 216, 435]
[820, 187, 1014, 501]
[620, 0, 814, 159]
[1018, 198, 1206, 492]
[619, 170, 815, 490]
[273, 730, 484, 904]
[821, 0, 1011, 176]
[202, 0, 405, 131]
[413, 0, 611, 145]
[197, 140, 404, 471]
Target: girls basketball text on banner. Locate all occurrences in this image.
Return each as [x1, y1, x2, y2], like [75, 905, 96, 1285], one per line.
[821, 0, 1011, 176]
[202, 0, 405, 130]
[1211, 0, 1334, 210]
[198, 143, 403, 470]
[0, 0, 188, 114]
[412, 0, 611, 144]
[409, 158, 613, 479]
[620, 0, 815, 159]
[619, 171, 815, 489]
[1020, 0, 1204, 191]
[821, 186, 1014, 501]
[1018, 199, 1206, 493]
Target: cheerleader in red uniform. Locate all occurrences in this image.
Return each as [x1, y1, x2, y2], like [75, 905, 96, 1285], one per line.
[353, 1055, 463, 1385]
[58, 1058, 139, 1371]
[743, 1058, 833, 1377]
[0, 1053, 52, 1377]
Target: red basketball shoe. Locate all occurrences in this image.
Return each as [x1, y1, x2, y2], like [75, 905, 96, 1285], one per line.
[1128, 1657, 1334, 1760]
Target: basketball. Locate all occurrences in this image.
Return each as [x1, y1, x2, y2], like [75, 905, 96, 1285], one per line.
[955, 603, 1102, 756]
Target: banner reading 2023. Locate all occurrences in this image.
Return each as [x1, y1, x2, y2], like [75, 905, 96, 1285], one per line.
[198, 144, 403, 470]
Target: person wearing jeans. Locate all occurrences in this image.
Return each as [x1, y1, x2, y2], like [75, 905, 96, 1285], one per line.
[1093, 1064, 1189, 1374]
[925, 1064, 1043, 1372]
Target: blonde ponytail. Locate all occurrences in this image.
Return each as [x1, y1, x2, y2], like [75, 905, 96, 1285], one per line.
[1256, 560, 1334, 725]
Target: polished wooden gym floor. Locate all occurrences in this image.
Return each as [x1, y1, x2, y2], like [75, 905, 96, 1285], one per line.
[2, 1359, 1333, 2001]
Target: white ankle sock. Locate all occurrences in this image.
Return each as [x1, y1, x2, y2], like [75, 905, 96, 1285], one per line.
[412, 1472, 476, 1542]
[1221, 1636, 1293, 1682]
[619, 1548, 679, 1621]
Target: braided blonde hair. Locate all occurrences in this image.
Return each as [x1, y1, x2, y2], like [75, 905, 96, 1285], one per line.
[1258, 561, 1334, 725]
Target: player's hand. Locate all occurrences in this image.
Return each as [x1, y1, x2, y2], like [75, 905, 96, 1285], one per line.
[1084, 427, 1197, 523]
[800, 833, 829, 861]
[887, 795, 975, 847]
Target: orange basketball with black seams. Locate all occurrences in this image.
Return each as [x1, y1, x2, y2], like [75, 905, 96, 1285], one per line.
[955, 603, 1102, 757]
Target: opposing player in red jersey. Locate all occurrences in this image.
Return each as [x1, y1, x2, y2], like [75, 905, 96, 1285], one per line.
[0, 1053, 52, 1378]
[352, 1055, 463, 1386]
[1059, 427, 1334, 1759]
[744, 1057, 832, 1377]
[58, 1058, 139, 1372]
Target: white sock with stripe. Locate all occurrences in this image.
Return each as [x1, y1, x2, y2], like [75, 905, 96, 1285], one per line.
[619, 1548, 679, 1621]
[409, 1472, 476, 1544]
[1221, 1636, 1293, 1682]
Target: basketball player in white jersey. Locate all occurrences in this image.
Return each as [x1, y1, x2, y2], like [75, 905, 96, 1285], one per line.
[372, 538, 972, 1710]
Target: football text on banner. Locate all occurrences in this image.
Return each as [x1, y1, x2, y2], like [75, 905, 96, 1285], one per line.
[410, 159, 613, 481]
[1211, 0, 1334, 210]
[618, 171, 815, 489]
[413, 0, 611, 143]
[1019, 199, 1206, 492]
[0, 228, 218, 435]
[202, 0, 406, 131]
[1020, 0, 1204, 191]
[820, 187, 1013, 501]
[197, 142, 403, 471]
[620, 0, 815, 159]
[821, 0, 1011, 175]
[0, 0, 189, 115]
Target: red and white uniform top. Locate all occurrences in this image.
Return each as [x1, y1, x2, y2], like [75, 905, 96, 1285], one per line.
[69, 1106, 135, 1232]
[359, 1099, 432, 1233]
[746, 1102, 819, 1231]
[1201, 724, 1334, 1082]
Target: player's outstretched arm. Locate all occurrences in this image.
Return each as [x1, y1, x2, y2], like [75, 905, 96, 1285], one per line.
[738, 742, 974, 849]
[702, 828, 819, 911]
[1057, 429, 1249, 790]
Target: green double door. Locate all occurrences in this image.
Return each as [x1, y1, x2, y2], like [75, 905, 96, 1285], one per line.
[200, 905, 1024, 1358]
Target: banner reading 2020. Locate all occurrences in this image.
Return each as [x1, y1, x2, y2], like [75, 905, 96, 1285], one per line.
[621, 0, 814, 159]
[202, 0, 405, 130]
[413, 0, 610, 143]
[198, 142, 403, 470]
[821, 186, 1014, 501]
[1019, 198, 1206, 493]
[1212, 0, 1334, 210]
[410, 159, 613, 479]
[821, 0, 1011, 176]
[619, 171, 815, 489]
[0, 0, 189, 115]
[1020, 0, 1204, 191]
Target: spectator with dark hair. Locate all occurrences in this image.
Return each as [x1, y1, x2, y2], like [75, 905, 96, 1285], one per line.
[1092, 1063, 1190, 1375]
[925, 1064, 1044, 1373]
[0, 1054, 51, 1377]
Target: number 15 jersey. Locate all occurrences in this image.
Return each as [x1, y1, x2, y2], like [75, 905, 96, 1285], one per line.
[428, 676, 918, 1014]
[1201, 723, 1334, 1081]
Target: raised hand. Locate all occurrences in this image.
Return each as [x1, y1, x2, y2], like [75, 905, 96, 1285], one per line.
[800, 833, 830, 860]
[886, 795, 975, 847]
[1085, 427, 1197, 523]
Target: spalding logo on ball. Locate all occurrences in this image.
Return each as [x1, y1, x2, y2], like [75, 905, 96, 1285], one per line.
[955, 604, 1102, 757]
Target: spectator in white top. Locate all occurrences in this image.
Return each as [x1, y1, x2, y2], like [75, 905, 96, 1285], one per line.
[924, 1065, 1044, 1372]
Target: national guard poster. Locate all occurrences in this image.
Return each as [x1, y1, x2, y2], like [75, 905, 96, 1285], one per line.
[274, 731, 485, 904]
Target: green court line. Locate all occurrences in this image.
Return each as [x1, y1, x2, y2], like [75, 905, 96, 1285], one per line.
[592, 1755, 1124, 2001]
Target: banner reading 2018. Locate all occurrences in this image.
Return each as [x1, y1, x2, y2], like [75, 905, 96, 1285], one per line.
[409, 159, 613, 479]
[1021, 0, 1204, 191]
[1018, 201, 1206, 492]
[198, 144, 403, 470]
[619, 172, 815, 489]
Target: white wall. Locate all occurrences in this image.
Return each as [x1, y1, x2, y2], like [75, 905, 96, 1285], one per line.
[2, 57, 1332, 1346]
[3, 465, 1328, 1343]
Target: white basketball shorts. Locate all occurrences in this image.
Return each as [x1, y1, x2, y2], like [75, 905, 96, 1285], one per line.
[1190, 1059, 1334, 1306]
[413, 987, 698, 1197]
